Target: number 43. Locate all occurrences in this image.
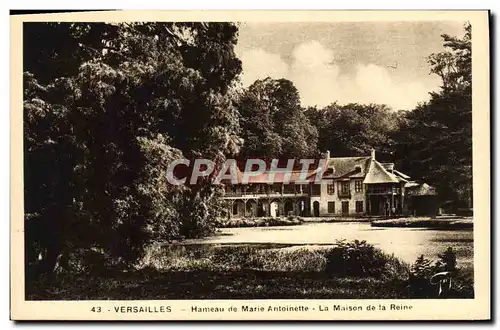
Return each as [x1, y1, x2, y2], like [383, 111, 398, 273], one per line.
[91, 307, 102, 313]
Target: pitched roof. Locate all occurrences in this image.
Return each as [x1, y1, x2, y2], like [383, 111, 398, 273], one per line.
[325, 156, 371, 178]
[392, 171, 410, 182]
[363, 159, 400, 184]
[393, 169, 411, 180]
[348, 171, 366, 178]
[220, 153, 410, 185]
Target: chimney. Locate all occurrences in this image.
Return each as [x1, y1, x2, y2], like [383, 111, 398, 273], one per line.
[370, 149, 376, 160]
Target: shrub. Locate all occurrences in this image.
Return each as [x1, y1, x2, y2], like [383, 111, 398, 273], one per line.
[408, 255, 440, 298]
[52, 248, 115, 276]
[408, 247, 473, 298]
[217, 216, 304, 228]
[324, 240, 390, 278]
[436, 247, 458, 272]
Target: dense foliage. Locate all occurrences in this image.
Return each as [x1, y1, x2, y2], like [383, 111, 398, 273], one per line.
[237, 78, 319, 159]
[409, 247, 473, 298]
[305, 103, 400, 159]
[24, 22, 242, 275]
[393, 23, 472, 208]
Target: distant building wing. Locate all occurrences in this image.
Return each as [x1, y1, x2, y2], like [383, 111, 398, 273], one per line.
[406, 182, 438, 196]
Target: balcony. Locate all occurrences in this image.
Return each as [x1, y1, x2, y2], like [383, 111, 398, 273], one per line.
[338, 191, 352, 199]
[367, 186, 401, 195]
[223, 191, 309, 199]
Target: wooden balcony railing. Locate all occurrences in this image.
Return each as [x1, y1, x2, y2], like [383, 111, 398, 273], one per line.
[338, 191, 352, 198]
[223, 191, 308, 198]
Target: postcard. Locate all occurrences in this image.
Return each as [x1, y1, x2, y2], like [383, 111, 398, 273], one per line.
[10, 10, 490, 321]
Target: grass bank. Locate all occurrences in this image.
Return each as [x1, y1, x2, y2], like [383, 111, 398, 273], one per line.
[371, 217, 473, 229]
[26, 240, 473, 300]
[216, 216, 304, 228]
[217, 216, 373, 228]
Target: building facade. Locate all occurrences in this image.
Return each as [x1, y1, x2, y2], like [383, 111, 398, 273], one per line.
[222, 150, 436, 218]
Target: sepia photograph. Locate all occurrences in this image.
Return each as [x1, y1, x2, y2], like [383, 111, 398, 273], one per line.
[10, 10, 490, 321]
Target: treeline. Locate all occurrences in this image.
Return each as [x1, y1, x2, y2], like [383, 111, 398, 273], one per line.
[23, 22, 471, 276]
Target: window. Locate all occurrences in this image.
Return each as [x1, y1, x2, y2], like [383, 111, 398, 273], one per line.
[355, 181, 363, 193]
[356, 201, 363, 213]
[341, 182, 350, 193]
[328, 201, 335, 214]
[311, 184, 321, 196]
[327, 184, 335, 195]
[233, 203, 238, 215]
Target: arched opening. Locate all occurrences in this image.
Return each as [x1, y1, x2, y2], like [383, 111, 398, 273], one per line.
[245, 200, 258, 218]
[284, 199, 294, 216]
[257, 200, 267, 217]
[313, 201, 320, 217]
[233, 200, 245, 218]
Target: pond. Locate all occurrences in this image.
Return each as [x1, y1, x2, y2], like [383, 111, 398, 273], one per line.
[194, 222, 474, 269]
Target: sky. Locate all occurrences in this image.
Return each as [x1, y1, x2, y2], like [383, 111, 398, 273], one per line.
[235, 21, 466, 110]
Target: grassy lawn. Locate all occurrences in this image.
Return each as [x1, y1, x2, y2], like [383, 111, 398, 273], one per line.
[26, 243, 474, 300]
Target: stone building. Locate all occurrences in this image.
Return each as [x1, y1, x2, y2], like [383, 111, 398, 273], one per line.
[222, 150, 437, 218]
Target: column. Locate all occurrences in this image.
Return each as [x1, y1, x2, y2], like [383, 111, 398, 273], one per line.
[391, 185, 395, 217]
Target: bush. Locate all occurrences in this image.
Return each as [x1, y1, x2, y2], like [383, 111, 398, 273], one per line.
[324, 240, 391, 278]
[408, 255, 440, 298]
[217, 216, 304, 228]
[436, 247, 458, 272]
[408, 247, 473, 298]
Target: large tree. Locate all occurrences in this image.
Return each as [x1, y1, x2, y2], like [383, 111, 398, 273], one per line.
[393, 23, 472, 207]
[237, 78, 318, 159]
[24, 22, 242, 275]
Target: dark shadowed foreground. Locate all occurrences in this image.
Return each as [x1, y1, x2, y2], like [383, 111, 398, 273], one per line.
[27, 242, 474, 300]
[28, 270, 411, 300]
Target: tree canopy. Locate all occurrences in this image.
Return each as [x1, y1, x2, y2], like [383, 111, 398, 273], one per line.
[24, 22, 242, 275]
[393, 23, 472, 207]
[237, 77, 319, 159]
[306, 102, 400, 159]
